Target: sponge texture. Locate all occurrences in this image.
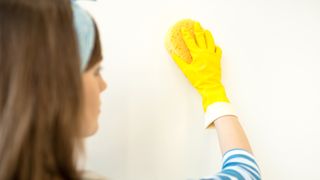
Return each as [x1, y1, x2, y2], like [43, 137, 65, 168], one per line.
[165, 19, 196, 64]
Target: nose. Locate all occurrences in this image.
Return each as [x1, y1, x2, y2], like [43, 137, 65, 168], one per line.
[99, 77, 107, 92]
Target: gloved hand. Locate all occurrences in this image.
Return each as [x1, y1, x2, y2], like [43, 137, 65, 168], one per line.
[169, 22, 229, 111]
[168, 21, 236, 128]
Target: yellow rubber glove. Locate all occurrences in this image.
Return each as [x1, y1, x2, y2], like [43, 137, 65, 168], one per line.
[169, 22, 230, 112]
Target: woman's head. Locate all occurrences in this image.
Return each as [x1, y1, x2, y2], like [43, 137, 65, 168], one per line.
[81, 22, 107, 136]
[71, 2, 107, 137]
[0, 0, 106, 179]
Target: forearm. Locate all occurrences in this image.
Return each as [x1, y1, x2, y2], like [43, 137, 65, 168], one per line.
[212, 115, 252, 155]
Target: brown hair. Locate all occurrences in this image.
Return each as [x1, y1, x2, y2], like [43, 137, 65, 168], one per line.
[0, 0, 102, 179]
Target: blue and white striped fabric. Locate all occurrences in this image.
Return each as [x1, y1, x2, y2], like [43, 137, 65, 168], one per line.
[200, 149, 261, 180]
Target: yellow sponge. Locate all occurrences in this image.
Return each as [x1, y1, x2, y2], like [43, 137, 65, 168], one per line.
[165, 19, 196, 64]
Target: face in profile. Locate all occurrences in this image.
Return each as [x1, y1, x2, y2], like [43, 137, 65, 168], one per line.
[81, 61, 107, 137]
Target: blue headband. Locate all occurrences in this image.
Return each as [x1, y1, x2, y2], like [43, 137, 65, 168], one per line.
[71, 2, 95, 71]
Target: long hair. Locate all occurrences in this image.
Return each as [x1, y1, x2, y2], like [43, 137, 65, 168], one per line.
[0, 0, 95, 179]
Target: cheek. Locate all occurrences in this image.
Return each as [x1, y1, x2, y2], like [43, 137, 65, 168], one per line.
[82, 78, 101, 136]
[84, 77, 100, 112]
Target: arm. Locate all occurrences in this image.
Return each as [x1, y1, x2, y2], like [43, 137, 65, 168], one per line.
[214, 115, 252, 155]
[166, 20, 261, 179]
[168, 21, 253, 155]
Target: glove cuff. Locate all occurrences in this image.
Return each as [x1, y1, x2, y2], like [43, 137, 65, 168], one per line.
[203, 102, 237, 129]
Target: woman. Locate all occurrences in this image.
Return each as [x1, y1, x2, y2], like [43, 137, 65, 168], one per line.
[0, 0, 106, 179]
[0, 0, 260, 179]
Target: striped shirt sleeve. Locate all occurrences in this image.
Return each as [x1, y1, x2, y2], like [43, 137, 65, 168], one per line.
[200, 148, 261, 180]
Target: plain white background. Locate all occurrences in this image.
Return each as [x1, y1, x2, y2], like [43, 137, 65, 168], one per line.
[77, 0, 320, 179]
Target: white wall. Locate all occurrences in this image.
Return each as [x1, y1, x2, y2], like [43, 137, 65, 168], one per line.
[78, 0, 320, 179]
